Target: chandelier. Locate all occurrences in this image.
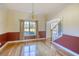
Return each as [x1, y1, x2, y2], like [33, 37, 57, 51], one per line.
[31, 3, 37, 20]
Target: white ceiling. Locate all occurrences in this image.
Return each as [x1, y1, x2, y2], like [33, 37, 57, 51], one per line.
[1, 3, 68, 15]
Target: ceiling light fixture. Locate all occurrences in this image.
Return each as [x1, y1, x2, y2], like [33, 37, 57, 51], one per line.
[32, 3, 37, 20]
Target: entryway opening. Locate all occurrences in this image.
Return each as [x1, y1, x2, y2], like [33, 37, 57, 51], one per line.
[20, 20, 38, 40]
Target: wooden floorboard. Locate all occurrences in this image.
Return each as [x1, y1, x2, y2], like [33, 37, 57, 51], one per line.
[0, 39, 70, 56]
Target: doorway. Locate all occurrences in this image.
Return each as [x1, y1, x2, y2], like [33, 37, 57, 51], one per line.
[20, 20, 38, 40]
[51, 18, 63, 41]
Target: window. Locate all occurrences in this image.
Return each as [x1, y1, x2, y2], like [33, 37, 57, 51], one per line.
[24, 21, 37, 36]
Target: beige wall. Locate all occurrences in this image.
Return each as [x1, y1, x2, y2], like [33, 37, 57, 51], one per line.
[48, 4, 79, 37]
[1, 4, 79, 37]
[7, 10, 30, 32]
[37, 15, 46, 31]
[0, 5, 8, 34]
[0, 6, 46, 34]
[7, 9, 46, 32]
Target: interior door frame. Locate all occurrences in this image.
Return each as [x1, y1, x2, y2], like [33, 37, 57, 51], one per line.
[20, 20, 38, 40]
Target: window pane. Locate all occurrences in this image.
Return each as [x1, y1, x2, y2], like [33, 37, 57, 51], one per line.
[30, 22, 36, 28]
[30, 29, 36, 35]
[32, 22, 36, 28]
[24, 21, 36, 36]
[30, 22, 36, 35]
[24, 21, 29, 29]
[24, 29, 29, 32]
[30, 22, 33, 28]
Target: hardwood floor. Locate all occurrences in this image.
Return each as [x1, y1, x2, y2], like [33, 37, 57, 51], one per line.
[0, 40, 61, 56]
[0, 40, 69, 56]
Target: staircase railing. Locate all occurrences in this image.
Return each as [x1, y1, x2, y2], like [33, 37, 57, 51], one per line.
[51, 17, 63, 41]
